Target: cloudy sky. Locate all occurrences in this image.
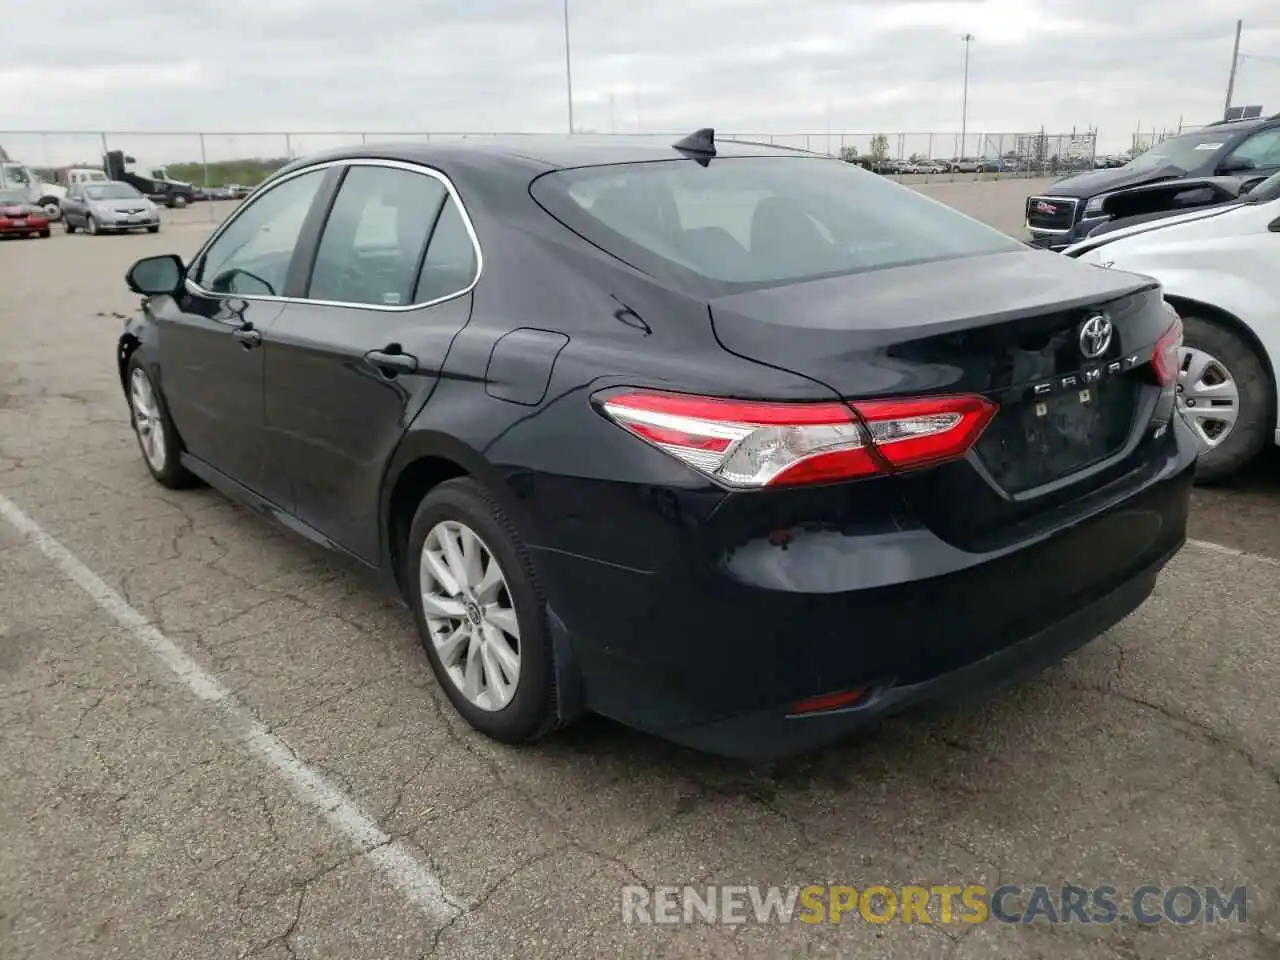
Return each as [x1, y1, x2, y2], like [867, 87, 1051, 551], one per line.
[3, 0, 1280, 164]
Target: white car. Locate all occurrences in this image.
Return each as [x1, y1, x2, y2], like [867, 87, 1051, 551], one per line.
[1063, 171, 1280, 482]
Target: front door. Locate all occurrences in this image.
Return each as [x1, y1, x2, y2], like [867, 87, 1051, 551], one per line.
[159, 165, 330, 502]
[261, 161, 481, 562]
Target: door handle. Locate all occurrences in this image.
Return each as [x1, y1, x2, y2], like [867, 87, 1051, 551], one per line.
[364, 348, 418, 375]
[232, 323, 261, 348]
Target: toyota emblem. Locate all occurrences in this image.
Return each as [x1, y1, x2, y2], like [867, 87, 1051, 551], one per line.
[1078, 313, 1114, 359]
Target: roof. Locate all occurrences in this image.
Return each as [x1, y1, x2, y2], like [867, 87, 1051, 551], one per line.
[277, 133, 824, 177]
[1201, 114, 1278, 131]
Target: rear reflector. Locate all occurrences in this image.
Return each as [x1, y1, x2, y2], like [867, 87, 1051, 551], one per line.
[789, 687, 870, 715]
[598, 390, 996, 487]
[1151, 309, 1183, 388]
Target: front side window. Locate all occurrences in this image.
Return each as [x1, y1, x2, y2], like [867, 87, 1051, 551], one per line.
[1223, 129, 1280, 171]
[307, 165, 455, 306]
[195, 168, 326, 297]
[531, 156, 1022, 291]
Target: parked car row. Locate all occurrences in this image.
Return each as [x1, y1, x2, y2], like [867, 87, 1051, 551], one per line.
[113, 130, 1196, 762]
[853, 155, 1095, 176]
[192, 184, 253, 201]
[1028, 111, 1280, 482]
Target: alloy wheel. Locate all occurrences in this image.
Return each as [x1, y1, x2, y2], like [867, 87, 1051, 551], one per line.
[419, 520, 521, 711]
[1177, 345, 1240, 452]
[129, 367, 168, 472]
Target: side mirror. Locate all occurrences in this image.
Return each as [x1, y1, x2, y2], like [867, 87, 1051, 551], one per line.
[126, 254, 184, 296]
[1219, 156, 1257, 174]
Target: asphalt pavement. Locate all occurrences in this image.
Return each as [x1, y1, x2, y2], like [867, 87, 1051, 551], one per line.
[1, 176, 1277, 960]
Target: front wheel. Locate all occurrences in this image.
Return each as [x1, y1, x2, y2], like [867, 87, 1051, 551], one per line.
[86, 216, 100, 236]
[1178, 314, 1273, 483]
[125, 355, 198, 489]
[146, 225, 160, 234]
[406, 478, 560, 745]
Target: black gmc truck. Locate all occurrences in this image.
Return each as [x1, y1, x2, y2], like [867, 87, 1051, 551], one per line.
[1025, 113, 1280, 250]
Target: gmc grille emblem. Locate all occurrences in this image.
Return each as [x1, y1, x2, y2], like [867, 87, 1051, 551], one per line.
[1033, 200, 1057, 214]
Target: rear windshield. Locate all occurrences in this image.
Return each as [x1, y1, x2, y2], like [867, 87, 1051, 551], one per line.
[530, 156, 1022, 292]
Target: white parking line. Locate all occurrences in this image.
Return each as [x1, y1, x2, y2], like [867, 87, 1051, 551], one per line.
[1188, 537, 1280, 567]
[0, 492, 463, 926]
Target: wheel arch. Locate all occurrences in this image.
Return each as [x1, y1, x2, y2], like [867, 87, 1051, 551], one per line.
[380, 431, 536, 600]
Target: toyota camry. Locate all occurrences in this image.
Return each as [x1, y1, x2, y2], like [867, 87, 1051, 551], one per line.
[116, 131, 1195, 760]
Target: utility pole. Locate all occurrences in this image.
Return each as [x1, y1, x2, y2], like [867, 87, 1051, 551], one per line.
[563, 0, 575, 133]
[1224, 19, 1242, 119]
[960, 34, 974, 159]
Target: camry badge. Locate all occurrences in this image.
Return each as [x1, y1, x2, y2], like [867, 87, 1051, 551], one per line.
[1078, 313, 1113, 360]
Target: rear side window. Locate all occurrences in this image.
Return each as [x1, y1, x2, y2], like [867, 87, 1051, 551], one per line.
[308, 165, 448, 307]
[414, 198, 478, 303]
[530, 156, 1022, 291]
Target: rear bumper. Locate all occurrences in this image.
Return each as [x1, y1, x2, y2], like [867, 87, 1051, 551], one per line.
[0, 222, 48, 233]
[653, 548, 1172, 760]
[532, 431, 1195, 760]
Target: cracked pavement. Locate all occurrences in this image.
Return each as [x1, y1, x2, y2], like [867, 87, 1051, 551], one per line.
[2, 178, 1279, 959]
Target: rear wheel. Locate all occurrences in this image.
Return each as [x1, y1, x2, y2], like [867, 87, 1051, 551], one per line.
[64, 218, 77, 234]
[38, 229, 49, 239]
[1178, 314, 1272, 483]
[406, 478, 559, 745]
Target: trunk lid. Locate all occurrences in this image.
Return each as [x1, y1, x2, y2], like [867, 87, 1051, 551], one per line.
[709, 249, 1178, 547]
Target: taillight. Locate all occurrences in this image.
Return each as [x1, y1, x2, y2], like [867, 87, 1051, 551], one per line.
[597, 390, 996, 488]
[1151, 310, 1183, 387]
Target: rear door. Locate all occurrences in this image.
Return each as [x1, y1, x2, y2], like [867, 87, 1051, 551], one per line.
[260, 160, 481, 562]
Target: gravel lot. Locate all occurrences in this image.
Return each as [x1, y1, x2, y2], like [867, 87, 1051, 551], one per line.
[2, 176, 1278, 960]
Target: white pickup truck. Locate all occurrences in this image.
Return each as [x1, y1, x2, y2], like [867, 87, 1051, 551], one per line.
[0, 145, 107, 220]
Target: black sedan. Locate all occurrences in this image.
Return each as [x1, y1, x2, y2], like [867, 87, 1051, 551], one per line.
[116, 131, 1196, 760]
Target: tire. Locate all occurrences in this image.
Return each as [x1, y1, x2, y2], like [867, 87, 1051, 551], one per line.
[406, 477, 559, 745]
[39, 199, 62, 221]
[170, 194, 189, 209]
[64, 219, 77, 234]
[1179, 314, 1273, 484]
[86, 216, 100, 236]
[38, 229, 50, 239]
[147, 225, 160, 234]
[125, 353, 199, 489]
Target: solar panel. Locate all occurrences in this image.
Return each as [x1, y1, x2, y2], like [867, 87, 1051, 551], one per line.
[1241, 105, 1264, 119]
[1225, 106, 1245, 121]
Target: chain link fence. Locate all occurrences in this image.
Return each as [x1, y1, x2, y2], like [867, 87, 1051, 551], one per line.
[0, 128, 1097, 205]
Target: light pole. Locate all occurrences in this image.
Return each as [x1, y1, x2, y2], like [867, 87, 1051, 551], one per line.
[563, 0, 575, 133]
[960, 33, 974, 160]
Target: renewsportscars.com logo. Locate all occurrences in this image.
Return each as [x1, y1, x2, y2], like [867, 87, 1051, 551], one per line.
[621, 884, 1249, 926]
